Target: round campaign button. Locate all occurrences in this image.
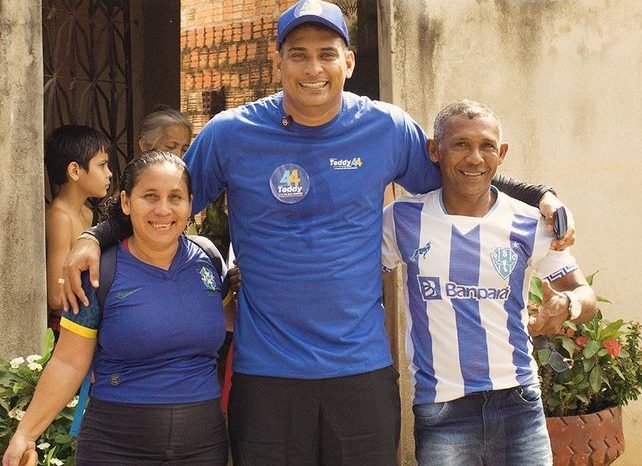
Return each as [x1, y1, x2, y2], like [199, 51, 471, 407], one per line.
[269, 163, 310, 204]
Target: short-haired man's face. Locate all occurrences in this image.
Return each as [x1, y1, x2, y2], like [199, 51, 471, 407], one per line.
[274, 25, 354, 123]
[428, 115, 508, 198]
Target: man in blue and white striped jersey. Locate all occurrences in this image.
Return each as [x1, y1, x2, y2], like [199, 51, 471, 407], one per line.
[382, 100, 597, 466]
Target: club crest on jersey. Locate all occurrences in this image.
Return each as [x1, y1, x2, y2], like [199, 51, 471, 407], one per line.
[329, 157, 363, 170]
[410, 241, 432, 262]
[199, 266, 218, 292]
[490, 247, 518, 279]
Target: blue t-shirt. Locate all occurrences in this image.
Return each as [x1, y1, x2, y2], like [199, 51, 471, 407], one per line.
[61, 236, 227, 403]
[184, 91, 441, 378]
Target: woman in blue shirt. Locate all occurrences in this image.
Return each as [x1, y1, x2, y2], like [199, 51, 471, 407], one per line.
[3, 151, 228, 465]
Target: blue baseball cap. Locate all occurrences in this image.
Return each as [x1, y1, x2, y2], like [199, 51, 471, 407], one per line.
[277, 0, 350, 49]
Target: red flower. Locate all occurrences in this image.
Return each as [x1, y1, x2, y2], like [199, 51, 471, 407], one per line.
[566, 328, 575, 338]
[575, 336, 588, 346]
[603, 338, 622, 357]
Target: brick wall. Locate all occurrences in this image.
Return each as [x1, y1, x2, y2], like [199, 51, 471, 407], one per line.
[181, 0, 292, 134]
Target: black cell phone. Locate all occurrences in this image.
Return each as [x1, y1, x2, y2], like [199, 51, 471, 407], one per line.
[553, 206, 568, 239]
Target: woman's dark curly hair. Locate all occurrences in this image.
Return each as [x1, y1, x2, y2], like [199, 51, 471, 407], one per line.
[104, 150, 192, 239]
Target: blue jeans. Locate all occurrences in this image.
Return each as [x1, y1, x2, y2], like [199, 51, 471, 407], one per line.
[413, 384, 552, 466]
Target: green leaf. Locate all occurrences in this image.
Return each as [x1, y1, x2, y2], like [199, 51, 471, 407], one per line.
[529, 276, 543, 303]
[576, 393, 589, 403]
[561, 337, 576, 358]
[597, 348, 608, 357]
[40, 328, 55, 365]
[537, 349, 551, 366]
[589, 365, 603, 392]
[54, 432, 71, 443]
[583, 358, 595, 372]
[585, 270, 598, 286]
[612, 366, 625, 379]
[583, 340, 601, 358]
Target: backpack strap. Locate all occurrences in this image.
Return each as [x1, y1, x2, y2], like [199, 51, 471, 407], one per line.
[70, 244, 118, 437]
[96, 244, 118, 312]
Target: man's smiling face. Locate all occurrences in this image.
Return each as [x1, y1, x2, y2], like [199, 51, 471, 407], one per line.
[429, 115, 508, 199]
[275, 24, 354, 125]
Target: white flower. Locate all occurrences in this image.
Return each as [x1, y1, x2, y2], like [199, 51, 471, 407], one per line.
[8, 407, 25, 420]
[66, 396, 79, 408]
[50, 459, 63, 466]
[27, 362, 43, 372]
[37, 442, 50, 450]
[9, 357, 25, 369]
[26, 354, 42, 363]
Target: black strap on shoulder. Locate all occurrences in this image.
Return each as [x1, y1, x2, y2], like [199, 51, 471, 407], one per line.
[97, 244, 118, 312]
[186, 235, 229, 297]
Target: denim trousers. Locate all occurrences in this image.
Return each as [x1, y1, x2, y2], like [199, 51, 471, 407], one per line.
[413, 384, 552, 466]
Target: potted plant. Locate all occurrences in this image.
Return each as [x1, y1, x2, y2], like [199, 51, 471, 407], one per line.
[0, 329, 77, 465]
[528, 273, 642, 466]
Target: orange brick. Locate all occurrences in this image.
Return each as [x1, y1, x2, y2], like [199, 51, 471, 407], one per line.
[204, 27, 215, 47]
[249, 66, 260, 85]
[212, 70, 222, 88]
[223, 26, 232, 42]
[240, 71, 250, 87]
[194, 73, 203, 90]
[214, 28, 223, 45]
[208, 50, 218, 68]
[218, 48, 228, 65]
[242, 22, 252, 40]
[232, 23, 242, 41]
[187, 30, 196, 48]
[198, 49, 209, 69]
[247, 42, 257, 60]
[237, 43, 247, 61]
[252, 21, 262, 39]
[203, 70, 212, 88]
[184, 73, 194, 91]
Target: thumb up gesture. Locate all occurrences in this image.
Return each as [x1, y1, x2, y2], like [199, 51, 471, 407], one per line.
[528, 280, 569, 336]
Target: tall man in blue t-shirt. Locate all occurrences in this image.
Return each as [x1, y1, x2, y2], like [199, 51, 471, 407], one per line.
[382, 100, 597, 465]
[63, 1, 573, 464]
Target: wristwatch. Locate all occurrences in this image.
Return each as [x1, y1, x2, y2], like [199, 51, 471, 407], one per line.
[563, 291, 581, 321]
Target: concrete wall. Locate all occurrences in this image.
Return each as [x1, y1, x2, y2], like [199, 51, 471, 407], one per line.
[379, 0, 642, 463]
[0, 0, 46, 357]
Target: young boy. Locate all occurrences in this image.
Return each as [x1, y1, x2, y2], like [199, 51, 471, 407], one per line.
[44, 125, 112, 333]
